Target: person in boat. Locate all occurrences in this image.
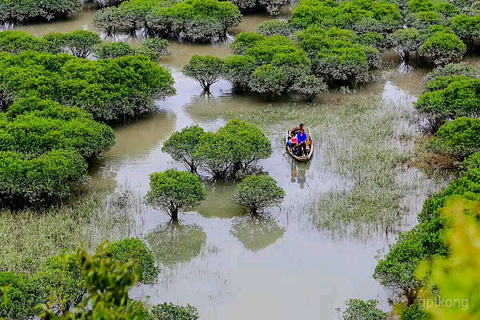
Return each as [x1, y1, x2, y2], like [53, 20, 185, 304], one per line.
[297, 124, 308, 156]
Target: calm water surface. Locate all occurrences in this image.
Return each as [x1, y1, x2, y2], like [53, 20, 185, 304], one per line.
[10, 7, 452, 320]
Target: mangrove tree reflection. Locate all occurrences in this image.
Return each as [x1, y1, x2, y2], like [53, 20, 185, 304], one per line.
[147, 221, 207, 267]
[196, 183, 245, 219]
[230, 215, 286, 252]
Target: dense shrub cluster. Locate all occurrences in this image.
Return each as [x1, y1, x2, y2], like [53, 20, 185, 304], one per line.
[374, 156, 480, 308]
[185, 29, 380, 100]
[0, 239, 196, 320]
[389, 26, 466, 65]
[0, 97, 116, 206]
[220, 0, 289, 14]
[0, 0, 82, 22]
[415, 74, 480, 131]
[290, 0, 402, 34]
[0, 30, 171, 62]
[94, 0, 242, 42]
[0, 50, 174, 122]
[162, 120, 272, 179]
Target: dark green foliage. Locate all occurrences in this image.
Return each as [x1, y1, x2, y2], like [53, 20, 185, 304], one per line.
[0, 106, 115, 159]
[451, 14, 480, 52]
[222, 55, 256, 90]
[290, 0, 402, 34]
[257, 19, 295, 37]
[374, 217, 448, 305]
[161, 125, 206, 173]
[419, 30, 466, 65]
[415, 76, 480, 131]
[423, 63, 479, 83]
[0, 149, 88, 205]
[295, 26, 379, 84]
[342, 299, 387, 320]
[289, 74, 328, 102]
[196, 119, 273, 178]
[151, 303, 200, 320]
[0, 51, 174, 122]
[108, 238, 158, 284]
[461, 152, 480, 171]
[183, 55, 224, 92]
[142, 38, 170, 57]
[44, 30, 101, 58]
[95, 0, 242, 42]
[249, 65, 287, 100]
[0, 0, 82, 22]
[146, 169, 207, 219]
[401, 301, 433, 320]
[232, 174, 285, 214]
[94, 41, 167, 61]
[0, 31, 48, 54]
[357, 32, 387, 51]
[430, 117, 480, 160]
[1, 239, 159, 319]
[388, 28, 424, 61]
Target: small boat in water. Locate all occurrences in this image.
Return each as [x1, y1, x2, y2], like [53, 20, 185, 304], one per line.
[285, 128, 313, 162]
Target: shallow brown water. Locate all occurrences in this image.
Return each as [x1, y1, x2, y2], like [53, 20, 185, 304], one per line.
[10, 7, 453, 320]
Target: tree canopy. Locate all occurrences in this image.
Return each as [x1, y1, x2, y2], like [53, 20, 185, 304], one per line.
[232, 174, 285, 214]
[145, 169, 207, 220]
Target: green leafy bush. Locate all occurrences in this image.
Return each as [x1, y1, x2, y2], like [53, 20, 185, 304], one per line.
[232, 174, 285, 214]
[0, 0, 82, 22]
[257, 19, 295, 37]
[162, 125, 206, 173]
[95, 0, 242, 42]
[0, 51, 174, 122]
[430, 117, 480, 160]
[109, 238, 158, 284]
[423, 63, 479, 83]
[146, 169, 206, 219]
[43, 30, 101, 58]
[342, 299, 387, 320]
[388, 28, 424, 61]
[289, 74, 328, 102]
[222, 55, 256, 90]
[419, 31, 466, 65]
[290, 0, 402, 34]
[451, 14, 480, 51]
[0, 149, 88, 205]
[183, 55, 224, 91]
[196, 119, 272, 178]
[249, 65, 287, 101]
[151, 302, 200, 320]
[415, 76, 480, 131]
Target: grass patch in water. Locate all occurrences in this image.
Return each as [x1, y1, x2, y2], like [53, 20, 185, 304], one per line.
[0, 185, 145, 273]
[222, 95, 448, 240]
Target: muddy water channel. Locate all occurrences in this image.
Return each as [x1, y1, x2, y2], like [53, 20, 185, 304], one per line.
[10, 8, 456, 320]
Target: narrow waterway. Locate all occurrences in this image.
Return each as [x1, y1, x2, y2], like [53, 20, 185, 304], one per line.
[7, 6, 455, 319]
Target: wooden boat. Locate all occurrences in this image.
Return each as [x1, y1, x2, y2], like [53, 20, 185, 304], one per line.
[285, 128, 314, 162]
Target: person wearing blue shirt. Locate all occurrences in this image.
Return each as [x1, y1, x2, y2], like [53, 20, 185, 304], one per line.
[297, 124, 307, 156]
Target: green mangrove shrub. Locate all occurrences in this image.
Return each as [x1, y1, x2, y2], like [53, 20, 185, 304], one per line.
[419, 30, 466, 65]
[415, 75, 480, 131]
[289, 75, 328, 102]
[146, 169, 206, 220]
[289, 0, 402, 34]
[342, 299, 387, 320]
[94, 0, 242, 42]
[196, 119, 273, 178]
[0, 149, 88, 206]
[430, 117, 480, 160]
[183, 55, 224, 92]
[249, 65, 287, 101]
[0, 0, 82, 22]
[232, 174, 285, 214]
[0, 51, 174, 122]
[161, 125, 206, 173]
[423, 62, 480, 83]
